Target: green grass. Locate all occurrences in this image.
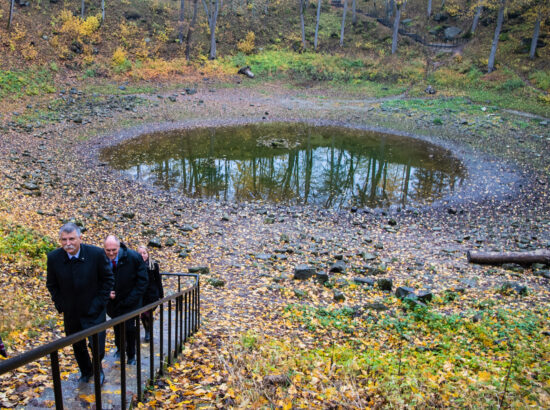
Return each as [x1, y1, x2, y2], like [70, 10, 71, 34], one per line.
[0, 222, 56, 271]
[0, 66, 56, 99]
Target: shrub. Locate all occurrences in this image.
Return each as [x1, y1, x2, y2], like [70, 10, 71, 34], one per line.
[530, 70, 550, 91]
[237, 31, 256, 55]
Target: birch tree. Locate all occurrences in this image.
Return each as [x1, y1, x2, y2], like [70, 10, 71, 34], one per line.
[314, 0, 322, 50]
[186, 0, 199, 59]
[527, 0, 549, 59]
[352, 0, 357, 25]
[101, 0, 105, 22]
[471, 2, 483, 34]
[178, 0, 185, 44]
[300, 0, 307, 49]
[488, 0, 506, 72]
[340, 0, 348, 47]
[203, 0, 220, 59]
[8, 0, 15, 29]
[391, 1, 405, 54]
[81, 0, 85, 18]
[427, 0, 432, 17]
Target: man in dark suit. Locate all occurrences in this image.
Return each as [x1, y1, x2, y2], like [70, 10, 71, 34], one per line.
[46, 223, 114, 384]
[104, 235, 148, 364]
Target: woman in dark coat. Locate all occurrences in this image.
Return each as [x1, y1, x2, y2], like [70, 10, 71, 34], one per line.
[137, 246, 164, 342]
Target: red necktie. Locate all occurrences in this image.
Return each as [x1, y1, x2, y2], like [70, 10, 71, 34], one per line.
[112, 260, 117, 270]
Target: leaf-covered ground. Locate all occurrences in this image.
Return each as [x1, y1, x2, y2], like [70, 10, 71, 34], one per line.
[0, 82, 549, 408]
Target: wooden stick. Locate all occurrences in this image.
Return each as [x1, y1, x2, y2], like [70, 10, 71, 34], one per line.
[467, 249, 550, 265]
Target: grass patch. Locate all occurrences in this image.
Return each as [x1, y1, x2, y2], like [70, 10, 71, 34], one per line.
[0, 66, 56, 99]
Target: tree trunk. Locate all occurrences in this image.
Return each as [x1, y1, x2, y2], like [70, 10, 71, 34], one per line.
[467, 250, 550, 265]
[8, 0, 15, 29]
[471, 4, 482, 34]
[427, 0, 432, 18]
[203, 0, 220, 59]
[101, 0, 105, 22]
[81, 0, 85, 18]
[352, 0, 357, 25]
[186, 0, 199, 60]
[340, 0, 348, 47]
[529, 14, 541, 59]
[391, 3, 402, 54]
[488, 0, 506, 73]
[300, 0, 307, 50]
[314, 0, 322, 50]
[179, 0, 186, 44]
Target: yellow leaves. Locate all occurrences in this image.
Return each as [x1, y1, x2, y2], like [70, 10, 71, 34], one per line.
[478, 371, 492, 382]
[79, 394, 95, 403]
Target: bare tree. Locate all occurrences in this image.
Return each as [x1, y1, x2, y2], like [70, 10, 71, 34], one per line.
[529, 11, 541, 59]
[314, 0, 322, 50]
[340, 0, 348, 47]
[488, 0, 506, 73]
[81, 0, 85, 18]
[391, 1, 404, 54]
[528, 1, 549, 59]
[471, 1, 483, 34]
[427, 0, 432, 17]
[300, 0, 307, 49]
[352, 0, 357, 25]
[8, 0, 15, 29]
[179, 0, 186, 44]
[101, 0, 105, 22]
[186, 0, 199, 59]
[203, 0, 220, 59]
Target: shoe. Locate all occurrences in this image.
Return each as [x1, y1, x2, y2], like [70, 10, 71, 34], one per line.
[78, 373, 92, 383]
[144, 333, 150, 343]
[99, 369, 105, 385]
[127, 357, 136, 365]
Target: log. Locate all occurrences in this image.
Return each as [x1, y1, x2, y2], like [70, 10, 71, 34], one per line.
[467, 249, 550, 265]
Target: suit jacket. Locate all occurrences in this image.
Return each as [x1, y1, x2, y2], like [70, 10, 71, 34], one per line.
[107, 243, 148, 318]
[46, 243, 114, 330]
[143, 261, 164, 305]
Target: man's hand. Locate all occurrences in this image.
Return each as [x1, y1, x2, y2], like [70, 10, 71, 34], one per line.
[110, 291, 116, 300]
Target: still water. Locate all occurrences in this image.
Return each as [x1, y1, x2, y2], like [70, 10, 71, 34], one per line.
[101, 123, 466, 209]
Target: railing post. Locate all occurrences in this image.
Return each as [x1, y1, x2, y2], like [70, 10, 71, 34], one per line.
[174, 295, 179, 359]
[184, 292, 188, 342]
[120, 321, 127, 410]
[168, 300, 172, 366]
[91, 333, 102, 409]
[159, 303, 164, 376]
[149, 308, 154, 383]
[136, 316, 142, 402]
[49, 351, 63, 410]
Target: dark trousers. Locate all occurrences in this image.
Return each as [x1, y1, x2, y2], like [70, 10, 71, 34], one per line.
[113, 318, 137, 359]
[65, 320, 105, 377]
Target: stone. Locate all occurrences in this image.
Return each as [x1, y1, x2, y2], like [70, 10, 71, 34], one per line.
[444, 26, 462, 40]
[425, 85, 436, 94]
[294, 265, 316, 280]
[122, 212, 135, 219]
[395, 286, 415, 299]
[417, 290, 433, 303]
[364, 301, 389, 311]
[315, 272, 329, 283]
[500, 281, 527, 295]
[353, 277, 375, 286]
[333, 290, 345, 302]
[377, 278, 393, 291]
[180, 224, 194, 232]
[188, 266, 210, 274]
[237, 66, 255, 78]
[255, 253, 271, 261]
[329, 260, 346, 273]
[165, 238, 176, 247]
[361, 252, 377, 261]
[208, 278, 226, 287]
[147, 238, 162, 248]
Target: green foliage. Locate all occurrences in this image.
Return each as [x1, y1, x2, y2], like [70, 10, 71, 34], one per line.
[530, 70, 550, 91]
[0, 67, 56, 99]
[0, 222, 56, 271]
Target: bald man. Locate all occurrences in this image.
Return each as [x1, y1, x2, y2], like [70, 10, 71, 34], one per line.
[104, 235, 148, 364]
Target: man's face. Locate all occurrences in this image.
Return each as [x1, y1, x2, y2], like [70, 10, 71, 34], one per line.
[104, 239, 120, 261]
[60, 230, 82, 256]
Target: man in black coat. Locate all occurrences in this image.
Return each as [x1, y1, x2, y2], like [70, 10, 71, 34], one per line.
[104, 235, 148, 364]
[46, 223, 114, 384]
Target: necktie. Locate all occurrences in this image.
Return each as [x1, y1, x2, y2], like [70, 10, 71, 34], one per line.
[112, 260, 117, 270]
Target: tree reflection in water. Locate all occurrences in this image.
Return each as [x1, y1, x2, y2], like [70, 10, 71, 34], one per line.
[102, 123, 466, 209]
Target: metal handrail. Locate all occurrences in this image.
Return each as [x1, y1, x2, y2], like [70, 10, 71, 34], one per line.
[0, 272, 200, 409]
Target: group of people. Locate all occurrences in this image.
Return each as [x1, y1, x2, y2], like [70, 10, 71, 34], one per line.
[45, 223, 164, 384]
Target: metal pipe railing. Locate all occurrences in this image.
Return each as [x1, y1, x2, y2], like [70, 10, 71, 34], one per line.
[0, 273, 200, 409]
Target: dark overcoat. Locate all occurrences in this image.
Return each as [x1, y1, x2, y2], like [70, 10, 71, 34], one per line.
[143, 261, 164, 306]
[46, 244, 114, 330]
[107, 243, 148, 318]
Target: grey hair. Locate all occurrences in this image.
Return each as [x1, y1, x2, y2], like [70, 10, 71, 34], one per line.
[59, 222, 81, 237]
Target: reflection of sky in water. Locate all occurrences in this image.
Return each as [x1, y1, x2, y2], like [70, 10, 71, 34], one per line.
[124, 146, 462, 208]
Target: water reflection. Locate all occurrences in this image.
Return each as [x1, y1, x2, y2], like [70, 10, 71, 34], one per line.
[101, 123, 466, 208]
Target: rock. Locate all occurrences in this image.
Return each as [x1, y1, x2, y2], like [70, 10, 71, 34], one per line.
[333, 290, 345, 302]
[238, 66, 255, 78]
[22, 182, 39, 190]
[208, 278, 226, 287]
[472, 312, 483, 323]
[417, 290, 433, 303]
[361, 252, 377, 261]
[148, 238, 162, 248]
[329, 260, 346, 274]
[315, 272, 329, 283]
[263, 374, 291, 387]
[500, 281, 527, 295]
[377, 278, 393, 291]
[294, 289, 307, 298]
[425, 85, 436, 94]
[122, 212, 135, 219]
[165, 238, 176, 247]
[255, 253, 271, 261]
[433, 12, 448, 22]
[354, 277, 375, 286]
[294, 265, 316, 280]
[364, 264, 385, 276]
[124, 10, 142, 20]
[364, 301, 389, 311]
[178, 251, 188, 259]
[395, 286, 415, 299]
[188, 266, 210, 274]
[444, 26, 462, 40]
